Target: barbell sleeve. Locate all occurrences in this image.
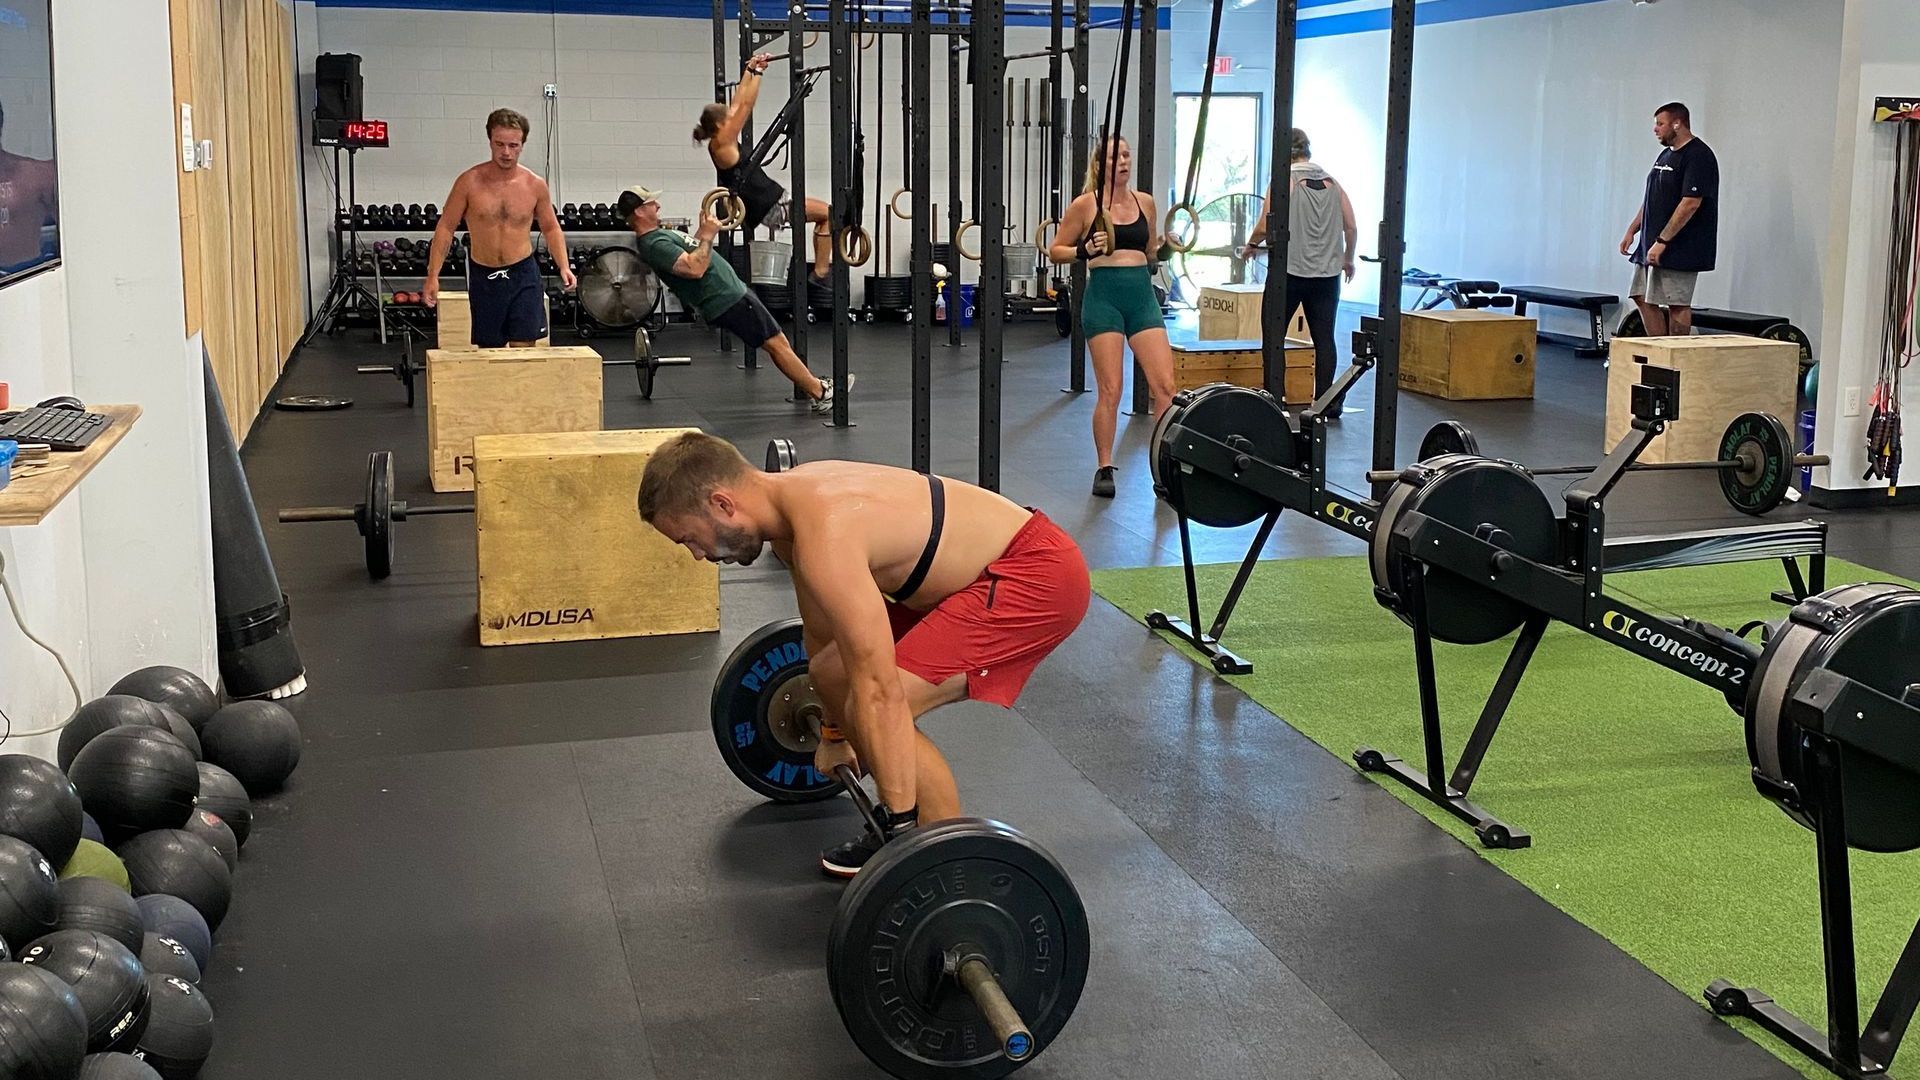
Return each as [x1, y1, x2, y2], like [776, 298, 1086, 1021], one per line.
[1364, 452, 1831, 486]
[399, 504, 476, 517]
[278, 505, 358, 524]
[954, 952, 1034, 1061]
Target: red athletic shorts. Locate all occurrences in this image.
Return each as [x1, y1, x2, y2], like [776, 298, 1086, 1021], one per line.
[887, 510, 1090, 707]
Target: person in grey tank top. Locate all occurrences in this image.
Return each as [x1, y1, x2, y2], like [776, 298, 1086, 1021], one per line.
[1243, 129, 1357, 413]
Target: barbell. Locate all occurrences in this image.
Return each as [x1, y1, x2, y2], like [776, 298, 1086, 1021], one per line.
[357, 327, 670, 405]
[709, 618, 1088, 1076]
[278, 439, 803, 580]
[1374, 412, 1826, 516]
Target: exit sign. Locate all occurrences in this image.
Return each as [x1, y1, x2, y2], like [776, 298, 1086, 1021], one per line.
[1213, 56, 1232, 76]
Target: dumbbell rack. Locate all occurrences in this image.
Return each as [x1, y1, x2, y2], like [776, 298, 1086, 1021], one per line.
[321, 202, 666, 344]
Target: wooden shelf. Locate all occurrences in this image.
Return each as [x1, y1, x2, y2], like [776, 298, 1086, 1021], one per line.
[0, 405, 143, 527]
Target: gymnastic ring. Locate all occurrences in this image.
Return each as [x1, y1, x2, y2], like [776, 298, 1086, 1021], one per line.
[1032, 216, 1059, 250]
[836, 226, 873, 267]
[889, 188, 914, 221]
[806, 30, 821, 48]
[702, 188, 746, 230]
[859, 30, 878, 49]
[955, 220, 982, 261]
[1161, 202, 1201, 254]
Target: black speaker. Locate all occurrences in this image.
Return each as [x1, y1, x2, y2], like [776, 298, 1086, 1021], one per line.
[316, 53, 363, 123]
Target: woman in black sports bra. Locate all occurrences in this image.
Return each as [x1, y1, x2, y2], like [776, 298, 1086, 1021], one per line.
[694, 53, 833, 279]
[1046, 136, 1177, 499]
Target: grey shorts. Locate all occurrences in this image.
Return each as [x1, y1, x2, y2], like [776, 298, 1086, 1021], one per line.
[760, 197, 792, 232]
[1630, 264, 1699, 307]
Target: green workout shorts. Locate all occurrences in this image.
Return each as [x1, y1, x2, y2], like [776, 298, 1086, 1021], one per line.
[1079, 265, 1163, 338]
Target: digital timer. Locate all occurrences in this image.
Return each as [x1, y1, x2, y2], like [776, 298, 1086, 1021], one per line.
[343, 120, 390, 146]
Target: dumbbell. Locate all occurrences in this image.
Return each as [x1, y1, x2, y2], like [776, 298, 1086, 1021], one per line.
[425, 203, 440, 225]
[389, 203, 407, 227]
[407, 204, 424, 229]
[559, 203, 577, 228]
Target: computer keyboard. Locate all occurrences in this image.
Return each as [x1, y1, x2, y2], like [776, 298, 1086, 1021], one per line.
[0, 406, 110, 452]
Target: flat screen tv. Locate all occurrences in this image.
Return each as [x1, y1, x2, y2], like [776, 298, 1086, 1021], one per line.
[0, 0, 58, 288]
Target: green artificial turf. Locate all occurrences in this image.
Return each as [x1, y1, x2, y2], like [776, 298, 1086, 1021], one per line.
[1092, 554, 1920, 1078]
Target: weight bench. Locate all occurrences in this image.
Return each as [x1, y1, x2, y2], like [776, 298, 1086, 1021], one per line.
[1506, 285, 1618, 358]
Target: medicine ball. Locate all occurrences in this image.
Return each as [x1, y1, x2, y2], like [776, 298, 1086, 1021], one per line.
[199, 701, 301, 796]
[0, 755, 84, 867]
[82, 1053, 165, 1080]
[57, 697, 171, 773]
[190, 765, 251, 848]
[152, 708, 201, 763]
[135, 973, 213, 1079]
[56, 876, 142, 954]
[134, 897, 209, 972]
[60, 840, 131, 893]
[0, 961, 89, 1080]
[181, 812, 236, 873]
[119, 832, 231, 932]
[138, 934, 199, 986]
[18, 930, 151, 1053]
[106, 669, 219, 734]
[0, 834, 61, 954]
[82, 814, 103, 844]
[69, 728, 198, 842]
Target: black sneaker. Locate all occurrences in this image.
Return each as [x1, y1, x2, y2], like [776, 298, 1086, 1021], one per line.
[1091, 465, 1117, 498]
[820, 803, 918, 880]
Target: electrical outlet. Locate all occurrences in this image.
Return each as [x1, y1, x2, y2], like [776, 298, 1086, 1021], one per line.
[544, 84, 558, 99]
[1844, 386, 1862, 416]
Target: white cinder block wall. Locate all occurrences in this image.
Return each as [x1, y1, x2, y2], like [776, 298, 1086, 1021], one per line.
[297, 3, 1169, 308]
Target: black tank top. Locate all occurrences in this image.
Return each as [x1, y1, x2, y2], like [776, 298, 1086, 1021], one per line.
[716, 135, 787, 229]
[1109, 194, 1150, 254]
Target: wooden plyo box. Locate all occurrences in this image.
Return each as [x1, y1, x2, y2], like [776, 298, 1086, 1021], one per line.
[435, 290, 553, 350]
[1196, 284, 1312, 343]
[1398, 310, 1536, 401]
[1604, 335, 1800, 462]
[425, 346, 603, 492]
[1170, 338, 1317, 403]
[472, 428, 719, 646]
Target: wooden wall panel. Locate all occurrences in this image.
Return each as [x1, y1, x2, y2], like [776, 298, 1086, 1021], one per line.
[169, 0, 202, 341]
[219, 0, 260, 426]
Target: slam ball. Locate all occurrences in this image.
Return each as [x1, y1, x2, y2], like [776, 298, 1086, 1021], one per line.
[119, 832, 231, 932]
[70, 728, 198, 842]
[134, 897, 210, 973]
[136, 973, 214, 1079]
[82, 1052, 165, 1080]
[57, 697, 171, 773]
[18, 930, 151, 1053]
[0, 755, 84, 868]
[190, 765, 251, 848]
[107, 668, 219, 734]
[199, 701, 301, 795]
[0, 834, 61, 954]
[56, 876, 143, 954]
[181, 812, 237, 873]
[139, 934, 199, 985]
[152, 707, 201, 763]
[60, 840, 131, 893]
[0, 961, 89, 1080]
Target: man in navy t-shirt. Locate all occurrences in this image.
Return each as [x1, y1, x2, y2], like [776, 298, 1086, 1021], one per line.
[1618, 102, 1718, 336]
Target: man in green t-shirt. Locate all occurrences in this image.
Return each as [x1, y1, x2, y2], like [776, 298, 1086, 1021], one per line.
[617, 186, 849, 413]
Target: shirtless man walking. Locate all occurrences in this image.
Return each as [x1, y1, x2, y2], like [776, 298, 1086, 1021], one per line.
[639, 433, 1091, 877]
[0, 101, 60, 273]
[424, 108, 576, 347]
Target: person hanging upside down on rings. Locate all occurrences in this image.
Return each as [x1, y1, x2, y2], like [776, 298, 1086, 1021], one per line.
[638, 432, 1091, 877]
[618, 185, 850, 413]
[695, 53, 833, 279]
[1048, 135, 1177, 499]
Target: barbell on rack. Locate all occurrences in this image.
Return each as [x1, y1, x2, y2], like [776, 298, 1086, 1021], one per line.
[1376, 412, 1827, 516]
[277, 439, 803, 580]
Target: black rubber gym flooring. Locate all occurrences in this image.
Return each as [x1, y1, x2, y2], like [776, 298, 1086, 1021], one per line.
[201, 310, 1916, 1079]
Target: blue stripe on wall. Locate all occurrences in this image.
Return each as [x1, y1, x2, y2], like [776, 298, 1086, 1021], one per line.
[1299, 0, 1609, 39]
[313, 0, 1171, 28]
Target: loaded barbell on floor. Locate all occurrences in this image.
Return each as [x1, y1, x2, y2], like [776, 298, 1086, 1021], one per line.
[709, 618, 1089, 1076]
[1376, 413, 1828, 516]
[356, 328, 672, 405]
[278, 440, 803, 579]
